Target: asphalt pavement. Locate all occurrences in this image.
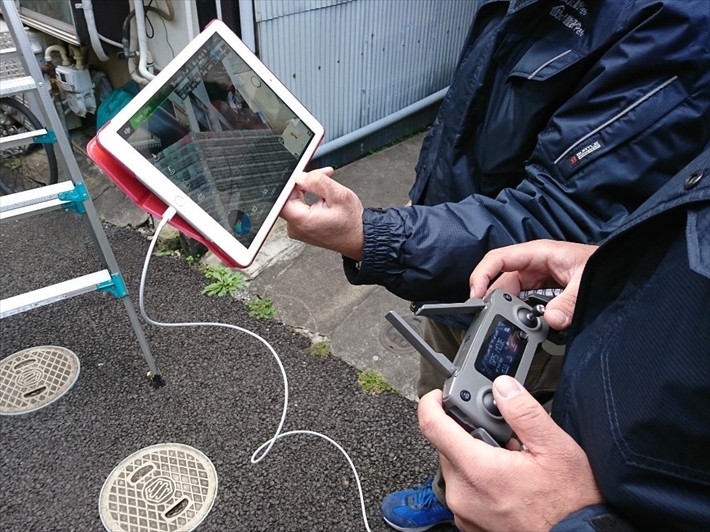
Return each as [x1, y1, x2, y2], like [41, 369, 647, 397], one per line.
[0, 132, 459, 531]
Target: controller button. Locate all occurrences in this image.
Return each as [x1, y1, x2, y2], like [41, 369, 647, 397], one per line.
[460, 390, 471, 402]
[517, 308, 538, 328]
[482, 391, 501, 417]
[504, 293, 512, 301]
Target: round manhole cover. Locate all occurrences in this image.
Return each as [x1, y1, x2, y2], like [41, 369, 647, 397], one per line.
[0, 346, 80, 415]
[379, 314, 424, 354]
[99, 443, 218, 532]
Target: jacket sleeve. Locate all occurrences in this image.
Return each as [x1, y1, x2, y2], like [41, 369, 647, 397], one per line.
[551, 505, 638, 532]
[346, 3, 710, 304]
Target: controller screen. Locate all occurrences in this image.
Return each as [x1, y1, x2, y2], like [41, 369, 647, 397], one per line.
[475, 316, 527, 380]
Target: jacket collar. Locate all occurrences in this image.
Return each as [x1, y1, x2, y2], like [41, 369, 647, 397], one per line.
[476, 0, 542, 15]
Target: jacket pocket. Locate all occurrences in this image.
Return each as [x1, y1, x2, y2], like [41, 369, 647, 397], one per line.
[498, 36, 584, 82]
[553, 76, 689, 177]
[599, 231, 710, 486]
[475, 34, 588, 189]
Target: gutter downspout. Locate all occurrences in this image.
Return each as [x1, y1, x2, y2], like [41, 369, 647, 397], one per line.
[314, 87, 447, 158]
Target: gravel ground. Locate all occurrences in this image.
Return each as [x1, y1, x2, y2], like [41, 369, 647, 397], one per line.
[0, 212, 456, 532]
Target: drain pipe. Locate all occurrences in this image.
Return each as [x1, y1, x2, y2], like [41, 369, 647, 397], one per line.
[69, 45, 85, 69]
[314, 87, 447, 158]
[184, 0, 196, 41]
[133, 0, 155, 81]
[44, 44, 71, 66]
[238, 0, 256, 52]
[128, 16, 149, 85]
[80, 0, 109, 61]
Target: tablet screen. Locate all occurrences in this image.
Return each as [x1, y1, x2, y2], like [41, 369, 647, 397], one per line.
[116, 32, 315, 247]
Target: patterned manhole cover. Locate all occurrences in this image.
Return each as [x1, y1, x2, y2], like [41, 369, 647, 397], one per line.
[379, 314, 424, 354]
[0, 346, 80, 415]
[99, 443, 218, 532]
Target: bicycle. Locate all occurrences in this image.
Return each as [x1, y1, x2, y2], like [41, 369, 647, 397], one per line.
[0, 96, 58, 194]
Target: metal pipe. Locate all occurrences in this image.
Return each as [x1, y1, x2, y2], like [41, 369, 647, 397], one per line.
[184, 0, 196, 41]
[314, 87, 447, 158]
[81, 0, 109, 61]
[44, 43, 71, 66]
[133, 0, 155, 80]
[238, 0, 256, 52]
[68, 44, 85, 69]
[128, 15, 149, 85]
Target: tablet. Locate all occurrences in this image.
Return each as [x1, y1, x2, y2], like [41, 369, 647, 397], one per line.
[95, 20, 324, 267]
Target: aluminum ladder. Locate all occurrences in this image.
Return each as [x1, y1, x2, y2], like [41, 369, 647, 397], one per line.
[0, 0, 163, 385]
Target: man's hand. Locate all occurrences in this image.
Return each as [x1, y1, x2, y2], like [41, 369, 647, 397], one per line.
[279, 168, 365, 260]
[418, 378, 603, 532]
[468, 240, 596, 330]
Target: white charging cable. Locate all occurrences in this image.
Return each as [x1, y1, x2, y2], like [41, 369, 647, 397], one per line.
[139, 207, 373, 531]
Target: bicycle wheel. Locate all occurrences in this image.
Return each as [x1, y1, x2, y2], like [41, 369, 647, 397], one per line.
[0, 97, 59, 194]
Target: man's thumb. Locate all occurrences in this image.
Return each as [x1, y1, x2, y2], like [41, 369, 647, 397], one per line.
[544, 285, 578, 330]
[296, 168, 338, 198]
[492, 376, 557, 453]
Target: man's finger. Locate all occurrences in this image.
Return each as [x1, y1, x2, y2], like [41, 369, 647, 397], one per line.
[295, 167, 334, 183]
[320, 166, 335, 177]
[295, 168, 341, 198]
[492, 376, 560, 454]
[280, 188, 310, 221]
[469, 255, 507, 298]
[483, 271, 522, 299]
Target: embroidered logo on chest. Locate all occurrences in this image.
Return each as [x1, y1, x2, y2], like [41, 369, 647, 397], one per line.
[549, 3, 587, 37]
[569, 139, 604, 166]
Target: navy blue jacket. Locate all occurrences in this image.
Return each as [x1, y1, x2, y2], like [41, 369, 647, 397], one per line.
[345, 0, 710, 329]
[551, 148, 710, 531]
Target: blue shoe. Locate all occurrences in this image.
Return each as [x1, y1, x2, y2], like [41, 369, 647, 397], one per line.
[381, 477, 455, 531]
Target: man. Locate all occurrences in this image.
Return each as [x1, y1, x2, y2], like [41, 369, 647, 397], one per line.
[281, 1, 710, 529]
[419, 146, 710, 531]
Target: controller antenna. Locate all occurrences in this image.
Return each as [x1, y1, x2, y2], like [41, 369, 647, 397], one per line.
[385, 312, 457, 378]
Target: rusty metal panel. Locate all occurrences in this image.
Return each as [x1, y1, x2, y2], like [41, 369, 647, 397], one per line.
[254, 0, 477, 142]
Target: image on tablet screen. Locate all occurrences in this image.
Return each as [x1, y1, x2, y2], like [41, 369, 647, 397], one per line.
[117, 33, 314, 247]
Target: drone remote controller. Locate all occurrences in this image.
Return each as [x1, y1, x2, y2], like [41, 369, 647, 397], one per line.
[386, 289, 551, 447]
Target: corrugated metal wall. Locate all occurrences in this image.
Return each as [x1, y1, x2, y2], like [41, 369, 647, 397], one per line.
[254, 0, 478, 144]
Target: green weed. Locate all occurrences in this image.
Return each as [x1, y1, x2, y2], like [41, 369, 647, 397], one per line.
[246, 297, 275, 319]
[307, 341, 331, 358]
[357, 369, 396, 394]
[200, 264, 245, 297]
